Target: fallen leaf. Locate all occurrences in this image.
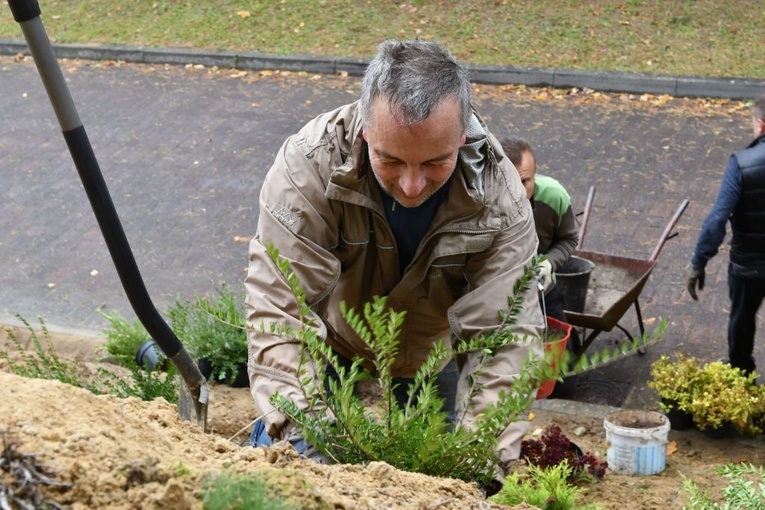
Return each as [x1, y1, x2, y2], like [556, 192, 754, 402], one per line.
[666, 440, 677, 456]
[529, 411, 535, 421]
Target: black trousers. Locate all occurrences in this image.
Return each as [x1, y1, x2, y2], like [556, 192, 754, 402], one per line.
[728, 269, 765, 374]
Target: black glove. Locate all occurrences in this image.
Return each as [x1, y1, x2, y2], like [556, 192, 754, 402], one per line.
[687, 266, 705, 301]
[480, 478, 503, 498]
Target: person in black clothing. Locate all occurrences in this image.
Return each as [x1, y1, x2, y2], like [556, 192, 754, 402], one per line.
[687, 97, 765, 375]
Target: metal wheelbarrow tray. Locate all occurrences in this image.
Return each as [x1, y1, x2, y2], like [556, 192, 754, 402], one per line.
[563, 197, 689, 359]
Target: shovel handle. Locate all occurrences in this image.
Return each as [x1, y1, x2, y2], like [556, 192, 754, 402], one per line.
[576, 186, 596, 251]
[6, 0, 208, 423]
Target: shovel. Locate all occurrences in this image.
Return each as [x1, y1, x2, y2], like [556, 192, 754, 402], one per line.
[6, 0, 209, 430]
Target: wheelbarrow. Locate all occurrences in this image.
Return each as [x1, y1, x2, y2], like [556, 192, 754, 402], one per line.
[559, 189, 689, 363]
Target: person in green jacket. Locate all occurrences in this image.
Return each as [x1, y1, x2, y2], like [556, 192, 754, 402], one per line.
[501, 136, 581, 396]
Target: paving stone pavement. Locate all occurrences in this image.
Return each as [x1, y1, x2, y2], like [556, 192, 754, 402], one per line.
[1, 55, 762, 411]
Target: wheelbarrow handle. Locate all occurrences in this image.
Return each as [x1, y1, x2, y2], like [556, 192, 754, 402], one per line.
[576, 186, 596, 251]
[649, 199, 690, 262]
[7, 0, 208, 428]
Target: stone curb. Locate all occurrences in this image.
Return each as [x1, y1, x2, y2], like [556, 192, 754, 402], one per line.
[2, 39, 765, 100]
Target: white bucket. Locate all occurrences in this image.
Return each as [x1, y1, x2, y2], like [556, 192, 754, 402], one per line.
[604, 409, 670, 475]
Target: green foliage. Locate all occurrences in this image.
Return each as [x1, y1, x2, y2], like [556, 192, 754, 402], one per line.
[88, 365, 179, 404]
[100, 284, 248, 385]
[688, 361, 760, 433]
[99, 309, 150, 368]
[265, 246, 552, 487]
[566, 318, 667, 376]
[650, 354, 761, 433]
[681, 462, 765, 510]
[0, 315, 82, 387]
[167, 283, 247, 384]
[1, 1, 762, 79]
[649, 353, 704, 413]
[202, 471, 296, 510]
[488, 462, 598, 509]
[1, 314, 177, 403]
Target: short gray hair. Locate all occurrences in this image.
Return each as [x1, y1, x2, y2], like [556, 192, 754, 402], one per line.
[360, 39, 471, 131]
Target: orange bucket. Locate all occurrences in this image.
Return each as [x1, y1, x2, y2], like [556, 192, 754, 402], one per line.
[536, 316, 573, 399]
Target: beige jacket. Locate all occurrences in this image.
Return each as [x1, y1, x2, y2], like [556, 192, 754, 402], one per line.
[245, 101, 544, 471]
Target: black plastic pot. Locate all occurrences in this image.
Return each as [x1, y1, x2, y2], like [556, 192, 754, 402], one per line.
[135, 339, 169, 371]
[700, 421, 733, 439]
[665, 408, 694, 431]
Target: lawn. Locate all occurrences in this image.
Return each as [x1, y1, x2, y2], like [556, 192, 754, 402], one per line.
[1, 0, 762, 79]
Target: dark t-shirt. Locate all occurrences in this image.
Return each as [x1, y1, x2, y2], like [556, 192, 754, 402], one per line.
[380, 181, 450, 275]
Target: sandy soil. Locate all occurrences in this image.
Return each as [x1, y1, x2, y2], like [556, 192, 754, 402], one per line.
[2, 326, 764, 510]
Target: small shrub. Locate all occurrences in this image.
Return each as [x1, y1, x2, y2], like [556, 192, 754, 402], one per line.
[650, 354, 761, 434]
[488, 461, 598, 510]
[521, 423, 607, 482]
[167, 283, 247, 384]
[89, 366, 179, 404]
[0, 315, 81, 387]
[681, 462, 765, 509]
[264, 245, 551, 487]
[203, 472, 295, 510]
[648, 353, 704, 414]
[1, 314, 177, 403]
[99, 309, 150, 368]
[687, 361, 759, 433]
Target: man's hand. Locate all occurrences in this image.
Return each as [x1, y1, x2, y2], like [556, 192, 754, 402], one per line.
[687, 266, 705, 301]
[536, 259, 554, 294]
[288, 431, 332, 464]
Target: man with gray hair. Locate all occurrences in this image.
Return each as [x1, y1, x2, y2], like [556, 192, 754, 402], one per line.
[688, 97, 765, 375]
[245, 39, 543, 488]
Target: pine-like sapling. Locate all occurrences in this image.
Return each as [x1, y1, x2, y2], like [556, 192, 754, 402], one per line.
[263, 245, 552, 486]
